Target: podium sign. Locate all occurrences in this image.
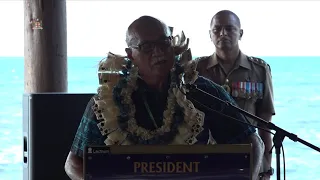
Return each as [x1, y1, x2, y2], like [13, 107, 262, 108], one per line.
[84, 145, 252, 180]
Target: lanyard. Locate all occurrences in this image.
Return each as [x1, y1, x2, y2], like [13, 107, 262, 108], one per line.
[141, 92, 159, 129]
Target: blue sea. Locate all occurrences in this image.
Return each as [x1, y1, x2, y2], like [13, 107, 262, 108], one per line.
[1, 57, 320, 180]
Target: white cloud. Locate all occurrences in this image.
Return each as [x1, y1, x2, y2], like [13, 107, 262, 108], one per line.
[1, 1, 320, 57]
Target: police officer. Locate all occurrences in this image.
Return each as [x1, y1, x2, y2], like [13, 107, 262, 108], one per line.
[195, 10, 275, 180]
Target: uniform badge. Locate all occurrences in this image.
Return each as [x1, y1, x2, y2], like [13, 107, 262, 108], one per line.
[232, 88, 238, 97]
[257, 83, 264, 99]
[238, 82, 245, 97]
[251, 83, 258, 97]
[231, 81, 258, 99]
[231, 82, 241, 98]
[244, 82, 252, 99]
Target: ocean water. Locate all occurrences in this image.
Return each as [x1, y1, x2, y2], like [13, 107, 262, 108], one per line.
[0, 56, 320, 180]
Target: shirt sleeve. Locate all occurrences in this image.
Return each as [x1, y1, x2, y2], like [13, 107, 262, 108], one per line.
[256, 64, 276, 116]
[196, 78, 256, 144]
[70, 97, 106, 158]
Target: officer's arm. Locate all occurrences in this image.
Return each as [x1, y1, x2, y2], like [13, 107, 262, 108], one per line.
[65, 97, 105, 180]
[256, 64, 275, 169]
[256, 64, 275, 122]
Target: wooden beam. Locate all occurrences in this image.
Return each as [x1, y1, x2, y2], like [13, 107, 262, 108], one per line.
[24, 0, 67, 93]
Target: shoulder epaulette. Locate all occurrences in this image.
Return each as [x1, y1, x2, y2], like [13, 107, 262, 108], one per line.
[193, 56, 211, 70]
[194, 56, 207, 61]
[194, 56, 210, 63]
[248, 56, 271, 72]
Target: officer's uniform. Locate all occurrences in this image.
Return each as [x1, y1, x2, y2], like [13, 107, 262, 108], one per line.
[195, 51, 275, 173]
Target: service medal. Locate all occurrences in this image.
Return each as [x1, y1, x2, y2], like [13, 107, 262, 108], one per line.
[232, 89, 238, 97]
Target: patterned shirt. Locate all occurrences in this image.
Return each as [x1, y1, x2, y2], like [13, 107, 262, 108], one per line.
[70, 76, 256, 158]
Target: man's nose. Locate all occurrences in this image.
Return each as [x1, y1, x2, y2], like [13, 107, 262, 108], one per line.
[219, 28, 227, 36]
[152, 45, 165, 55]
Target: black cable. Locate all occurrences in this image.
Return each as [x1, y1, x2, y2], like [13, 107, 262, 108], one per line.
[282, 145, 286, 180]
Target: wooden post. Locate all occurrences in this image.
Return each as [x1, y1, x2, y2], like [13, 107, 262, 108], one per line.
[24, 0, 67, 93]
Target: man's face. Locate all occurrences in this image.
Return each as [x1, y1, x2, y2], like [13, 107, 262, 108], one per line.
[209, 14, 243, 50]
[125, 25, 175, 79]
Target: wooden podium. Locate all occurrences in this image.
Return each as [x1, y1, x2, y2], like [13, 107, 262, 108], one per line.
[84, 144, 252, 180]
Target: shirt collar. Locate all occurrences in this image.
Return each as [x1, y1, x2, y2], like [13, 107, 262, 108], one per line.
[206, 51, 251, 70]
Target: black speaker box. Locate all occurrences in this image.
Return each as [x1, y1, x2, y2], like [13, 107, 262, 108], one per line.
[22, 93, 95, 180]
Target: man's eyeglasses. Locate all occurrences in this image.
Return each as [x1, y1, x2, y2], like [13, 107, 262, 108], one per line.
[129, 36, 173, 53]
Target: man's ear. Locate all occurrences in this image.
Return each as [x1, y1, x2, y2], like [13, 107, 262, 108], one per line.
[209, 30, 213, 41]
[125, 48, 133, 59]
[239, 29, 243, 40]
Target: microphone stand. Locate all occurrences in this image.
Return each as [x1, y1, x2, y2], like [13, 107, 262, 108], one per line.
[186, 84, 320, 180]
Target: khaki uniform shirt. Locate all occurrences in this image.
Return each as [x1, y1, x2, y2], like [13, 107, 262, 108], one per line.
[195, 52, 275, 125]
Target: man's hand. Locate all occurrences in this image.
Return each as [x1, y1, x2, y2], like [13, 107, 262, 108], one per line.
[258, 113, 273, 177]
[259, 173, 271, 180]
[245, 133, 264, 180]
[259, 166, 274, 180]
[65, 151, 84, 180]
[260, 175, 270, 180]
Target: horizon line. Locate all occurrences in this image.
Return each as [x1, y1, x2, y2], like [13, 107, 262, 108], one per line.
[1, 56, 320, 58]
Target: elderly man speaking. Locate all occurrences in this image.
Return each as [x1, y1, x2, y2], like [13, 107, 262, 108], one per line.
[64, 15, 264, 180]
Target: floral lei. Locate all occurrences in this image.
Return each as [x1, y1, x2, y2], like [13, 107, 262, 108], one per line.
[92, 52, 207, 145]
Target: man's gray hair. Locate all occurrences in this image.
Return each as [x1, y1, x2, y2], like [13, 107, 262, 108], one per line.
[125, 16, 171, 47]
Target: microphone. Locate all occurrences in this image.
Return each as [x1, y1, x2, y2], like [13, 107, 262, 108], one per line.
[183, 83, 320, 180]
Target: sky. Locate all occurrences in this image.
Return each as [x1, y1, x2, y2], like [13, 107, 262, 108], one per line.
[1, 0, 320, 57]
